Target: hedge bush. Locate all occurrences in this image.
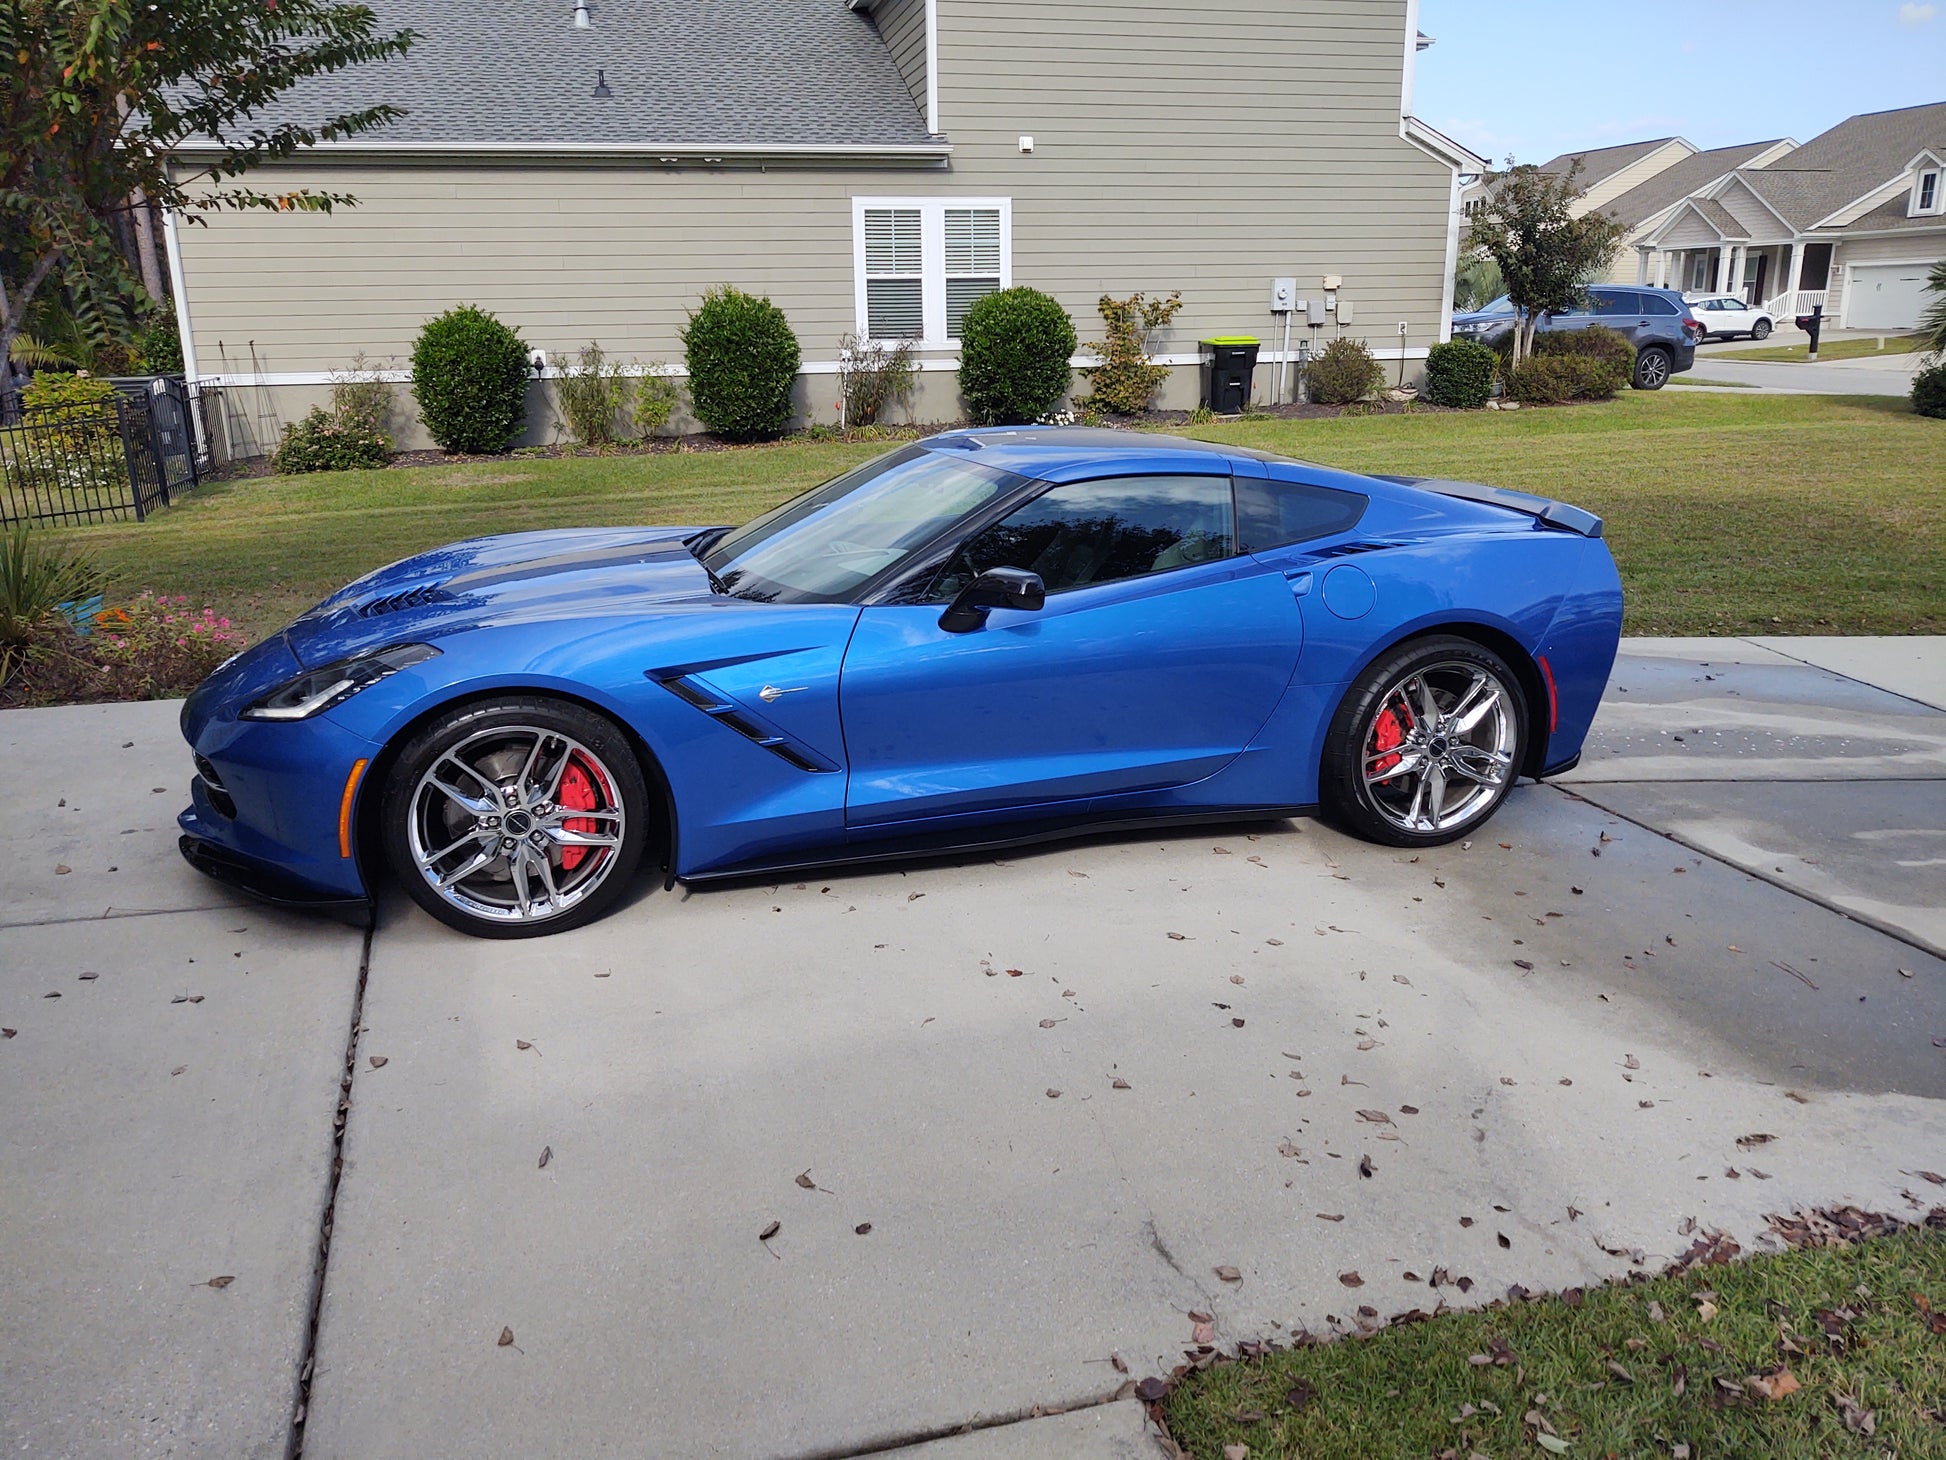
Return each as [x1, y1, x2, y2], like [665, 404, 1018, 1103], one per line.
[958, 286, 1076, 425]
[1080, 291, 1182, 416]
[1911, 361, 1946, 419]
[272, 406, 391, 474]
[681, 286, 801, 440]
[410, 305, 532, 454]
[1305, 337, 1384, 405]
[1505, 355, 1618, 404]
[136, 314, 183, 374]
[1533, 323, 1634, 397]
[1423, 339, 1499, 408]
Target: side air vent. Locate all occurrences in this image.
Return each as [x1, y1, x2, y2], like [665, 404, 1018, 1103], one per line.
[358, 583, 449, 617]
[650, 672, 840, 773]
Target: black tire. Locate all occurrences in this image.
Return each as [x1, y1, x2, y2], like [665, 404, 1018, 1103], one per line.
[1320, 635, 1529, 849]
[380, 696, 650, 938]
[1632, 346, 1672, 390]
[1751, 319, 1772, 341]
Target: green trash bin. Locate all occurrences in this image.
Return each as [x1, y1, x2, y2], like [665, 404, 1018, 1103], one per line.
[1199, 337, 1260, 413]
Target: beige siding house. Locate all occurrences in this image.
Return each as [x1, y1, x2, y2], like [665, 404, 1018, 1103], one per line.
[1632, 103, 1946, 329]
[164, 0, 1481, 458]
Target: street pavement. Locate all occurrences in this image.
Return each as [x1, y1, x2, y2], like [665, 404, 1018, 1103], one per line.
[1680, 341, 1926, 396]
[3, 642, 1943, 1459]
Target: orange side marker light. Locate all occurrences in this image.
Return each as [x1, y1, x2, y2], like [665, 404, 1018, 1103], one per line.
[338, 758, 370, 858]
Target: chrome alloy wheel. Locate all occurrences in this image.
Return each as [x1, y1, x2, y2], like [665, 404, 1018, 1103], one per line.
[405, 724, 627, 925]
[1360, 661, 1518, 835]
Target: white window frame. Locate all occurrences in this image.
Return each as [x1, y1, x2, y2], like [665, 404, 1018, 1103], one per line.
[852, 196, 1012, 348]
[1914, 168, 1941, 216]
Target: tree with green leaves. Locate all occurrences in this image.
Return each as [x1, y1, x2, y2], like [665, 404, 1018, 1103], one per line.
[1, 0, 415, 377]
[1918, 256, 1946, 361]
[1465, 162, 1626, 367]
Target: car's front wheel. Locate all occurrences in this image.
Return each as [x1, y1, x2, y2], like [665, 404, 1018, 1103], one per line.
[1321, 636, 1528, 848]
[381, 696, 649, 937]
[1633, 346, 1673, 389]
[1751, 319, 1772, 340]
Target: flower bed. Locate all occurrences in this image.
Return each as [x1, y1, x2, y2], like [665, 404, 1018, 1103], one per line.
[2, 592, 247, 707]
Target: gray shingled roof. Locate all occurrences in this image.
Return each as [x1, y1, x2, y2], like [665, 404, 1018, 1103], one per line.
[193, 0, 939, 150]
[1597, 139, 1786, 229]
[1684, 198, 1748, 240]
[1536, 137, 1679, 189]
[1737, 102, 1946, 229]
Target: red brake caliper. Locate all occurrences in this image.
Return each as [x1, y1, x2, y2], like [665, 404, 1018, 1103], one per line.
[1370, 707, 1406, 780]
[557, 758, 599, 871]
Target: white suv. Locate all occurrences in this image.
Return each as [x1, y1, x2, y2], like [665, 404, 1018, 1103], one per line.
[1685, 294, 1774, 342]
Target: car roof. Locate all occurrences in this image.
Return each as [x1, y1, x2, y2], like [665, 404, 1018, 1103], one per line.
[925, 425, 1268, 476]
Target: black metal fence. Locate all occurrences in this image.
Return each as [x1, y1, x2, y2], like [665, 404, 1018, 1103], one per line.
[0, 377, 200, 527]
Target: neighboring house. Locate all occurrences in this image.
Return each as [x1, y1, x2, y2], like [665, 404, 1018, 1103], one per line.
[1459, 136, 1693, 222]
[1587, 139, 1796, 286]
[163, 0, 1481, 458]
[1632, 102, 1946, 330]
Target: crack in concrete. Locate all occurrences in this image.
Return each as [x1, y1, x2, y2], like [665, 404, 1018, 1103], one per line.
[1145, 1217, 1189, 1280]
[286, 921, 375, 1460]
[777, 1387, 1133, 1460]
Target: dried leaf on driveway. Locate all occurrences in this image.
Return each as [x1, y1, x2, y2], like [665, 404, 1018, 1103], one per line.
[1315, 1212, 1343, 1221]
[854, 1223, 872, 1236]
[1133, 1376, 1170, 1404]
[1339, 1270, 1364, 1287]
[1192, 1318, 1216, 1344]
[1111, 1077, 1131, 1090]
[201, 1275, 235, 1290]
[1166, 932, 1187, 941]
[516, 1040, 532, 1050]
[1358, 1154, 1374, 1178]
[498, 1326, 514, 1346]
[1038, 1018, 1060, 1028]
[368, 1055, 387, 1068]
[1356, 1109, 1392, 1124]
[1356, 1038, 1378, 1051]
[1736, 1132, 1777, 1149]
[1215, 1265, 1242, 1282]
[538, 1146, 552, 1169]
[1109, 1351, 1128, 1373]
[1046, 1088, 1062, 1099]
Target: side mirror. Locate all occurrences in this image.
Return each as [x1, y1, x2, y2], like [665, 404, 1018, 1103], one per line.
[938, 567, 1045, 633]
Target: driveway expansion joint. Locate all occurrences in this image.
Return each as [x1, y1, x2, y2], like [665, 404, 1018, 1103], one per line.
[773, 1387, 1135, 1460]
[1555, 782, 1946, 961]
[288, 921, 375, 1460]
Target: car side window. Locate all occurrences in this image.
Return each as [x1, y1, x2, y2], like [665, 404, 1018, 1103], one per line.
[1235, 476, 1368, 553]
[1642, 294, 1680, 316]
[928, 474, 1235, 601]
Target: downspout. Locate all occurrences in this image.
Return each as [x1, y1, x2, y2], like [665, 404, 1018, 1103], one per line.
[160, 206, 210, 464]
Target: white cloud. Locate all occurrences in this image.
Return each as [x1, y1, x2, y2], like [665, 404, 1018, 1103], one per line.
[1898, 3, 1938, 24]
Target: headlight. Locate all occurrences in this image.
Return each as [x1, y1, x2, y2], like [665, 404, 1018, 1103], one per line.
[242, 643, 441, 721]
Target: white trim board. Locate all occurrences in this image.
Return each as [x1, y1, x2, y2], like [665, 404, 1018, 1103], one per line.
[207, 347, 1434, 389]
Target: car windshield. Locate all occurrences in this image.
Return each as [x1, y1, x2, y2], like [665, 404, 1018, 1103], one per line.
[1472, 294, 1512, 316]
[700, 444, 1028, 603]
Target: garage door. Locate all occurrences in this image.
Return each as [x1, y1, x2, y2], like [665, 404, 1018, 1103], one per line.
[1845, 262, 1933, 331]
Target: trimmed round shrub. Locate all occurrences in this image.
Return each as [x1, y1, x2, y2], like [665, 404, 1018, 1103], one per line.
[1305, 337, 1385, 405]
[957, 287, 1076, 425]
[410, 305, 532, 454]
[681, 286, 801, 440]
[1423, 339, 1499, 408]
[1504, 355, 1617, 404]
[1911, 361, 1946, 419]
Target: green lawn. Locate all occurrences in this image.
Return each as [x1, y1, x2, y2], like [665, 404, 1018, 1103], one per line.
[1710, 334, 1927, 363]
[1162, 1224, 1946, 1460]
[59, 391, 1945, 639]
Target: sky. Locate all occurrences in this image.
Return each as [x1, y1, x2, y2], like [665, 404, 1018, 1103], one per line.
[1415, 0, 1946, 164]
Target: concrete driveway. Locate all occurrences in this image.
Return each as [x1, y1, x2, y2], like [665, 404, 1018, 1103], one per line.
[4, 641, 1943, 1459]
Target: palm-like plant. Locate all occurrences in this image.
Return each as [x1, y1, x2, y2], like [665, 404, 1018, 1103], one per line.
[1919, 257, 1946, 361]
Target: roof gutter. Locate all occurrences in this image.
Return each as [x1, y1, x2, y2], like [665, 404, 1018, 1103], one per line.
[166, 139, 953, 168]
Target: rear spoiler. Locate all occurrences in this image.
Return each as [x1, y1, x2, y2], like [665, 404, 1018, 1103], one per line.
[1372, 475, 1604, 539]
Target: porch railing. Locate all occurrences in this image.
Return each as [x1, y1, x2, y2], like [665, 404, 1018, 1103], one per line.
[1760, 289, 1827, 321]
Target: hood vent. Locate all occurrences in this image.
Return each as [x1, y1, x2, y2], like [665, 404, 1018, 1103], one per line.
[358, 583, 450, 617]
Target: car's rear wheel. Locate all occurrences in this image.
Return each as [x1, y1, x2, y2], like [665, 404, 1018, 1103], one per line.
[1633, 346, 1672, 390]
[1321, 636, 1527, 848]
[381, 697, 648, 938]
[1751, 319, 1772, 340]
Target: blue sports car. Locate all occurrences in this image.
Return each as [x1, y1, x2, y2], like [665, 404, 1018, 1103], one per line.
[178, 427, 1622, 938]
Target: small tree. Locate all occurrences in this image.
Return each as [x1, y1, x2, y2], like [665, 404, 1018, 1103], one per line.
[1080, 291, 1182, 415]
[1466, 162, 1625, 367]
[1, 2, 414, 376]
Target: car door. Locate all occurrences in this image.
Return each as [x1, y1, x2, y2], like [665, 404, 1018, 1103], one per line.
[1593, 288, 1651, 348]
[837, 471, 1306, 831]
